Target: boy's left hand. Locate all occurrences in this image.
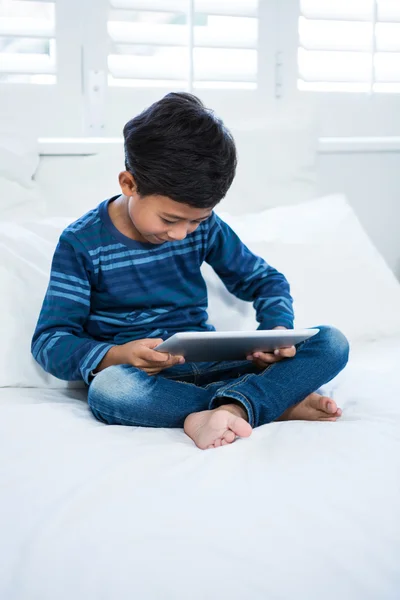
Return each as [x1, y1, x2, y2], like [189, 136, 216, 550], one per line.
[246, 326, 296, 369]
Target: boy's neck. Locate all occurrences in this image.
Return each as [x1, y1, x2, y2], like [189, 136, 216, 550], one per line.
[107, 195, 146, 242]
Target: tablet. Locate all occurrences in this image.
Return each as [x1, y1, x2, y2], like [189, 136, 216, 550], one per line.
[155, 329, 319, 362]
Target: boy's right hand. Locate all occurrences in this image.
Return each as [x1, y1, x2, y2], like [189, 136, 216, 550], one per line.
[96, 338, 185, 375]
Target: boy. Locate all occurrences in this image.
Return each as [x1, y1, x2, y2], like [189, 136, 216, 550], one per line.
[32, 93, 349, 450]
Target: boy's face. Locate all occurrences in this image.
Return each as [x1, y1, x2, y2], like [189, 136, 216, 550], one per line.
[119, 172, 213, 244]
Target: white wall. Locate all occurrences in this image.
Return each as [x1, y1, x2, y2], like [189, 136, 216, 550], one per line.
[34, 144, 400, 282]
[2, 0, 399, 278]
[317, 151, 400, 279]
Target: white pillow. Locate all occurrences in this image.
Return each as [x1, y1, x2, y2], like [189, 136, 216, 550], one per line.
[209, 195, 400, 341]
[222, 109, 318, 215]
[0, 131, 40, 186]
[0, 177, 45, 221]
[0, 130, 43, 219]
[34, 147, 125, 219]
[217, 194, 352, 243]
[0, 218, 83, 388]
[225, 127, 317, 215]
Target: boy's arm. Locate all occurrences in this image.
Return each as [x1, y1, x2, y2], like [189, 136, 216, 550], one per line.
[31, 233, 114, 383]
[205, 215, 294, 330]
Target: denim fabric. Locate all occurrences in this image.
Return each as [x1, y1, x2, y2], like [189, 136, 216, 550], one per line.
[88, 325, 349, 429]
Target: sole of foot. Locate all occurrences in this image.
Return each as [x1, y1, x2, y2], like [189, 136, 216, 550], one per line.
[278, 392, 342, 422]
[184, 406, 252, 450]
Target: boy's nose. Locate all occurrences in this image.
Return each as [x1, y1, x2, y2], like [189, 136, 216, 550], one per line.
[168, 227, 188, 241]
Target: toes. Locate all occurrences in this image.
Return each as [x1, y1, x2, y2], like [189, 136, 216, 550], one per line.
[227, 414, 253, 438]
[223, 430, 236, 444]
[189, 409, 252, 450]
[318, 396, 339, 415]
[326, 405, 342, 419]
[325, 400, 337, 414]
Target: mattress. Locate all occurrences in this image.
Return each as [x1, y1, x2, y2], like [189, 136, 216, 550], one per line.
[1, 337, 400, 600]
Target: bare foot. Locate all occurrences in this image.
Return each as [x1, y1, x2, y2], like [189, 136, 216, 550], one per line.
[184, 404, 252, 450]
[278, 392, 342, 422]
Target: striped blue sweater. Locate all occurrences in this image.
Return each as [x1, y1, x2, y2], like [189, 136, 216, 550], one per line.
[32, 197, 294, 383]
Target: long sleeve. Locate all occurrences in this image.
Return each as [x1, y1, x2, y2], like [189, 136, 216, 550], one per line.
[31, 232, 114, 383]
[205, 215, 294, 330]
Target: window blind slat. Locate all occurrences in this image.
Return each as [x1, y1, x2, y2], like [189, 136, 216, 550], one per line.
[299, 81, 371, 92]
[298, 48, 373, 83]
[108, 21, 257, 49]
[108, 53, 188, 80]
[299, 19, 400, 53]
[374, 82, 400, 92]
[108, 48, 256, 82]
[110, 0, 257, 18]
[375, 52, 400, 81]
[299, 1, 400, 92]
[299, 18, 372, 51]
[0, 17, 54, 38]
[301, 0, 400, 22]
[0, 0, 55, 82]
[108, 1, 258, 88]
[0, 52, 55, 75]
[376, 23, 400, 51]
[378, 0, 400, 22]
[300, 0, 374, 22]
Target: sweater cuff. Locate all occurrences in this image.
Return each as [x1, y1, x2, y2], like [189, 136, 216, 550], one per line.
[80, 342, 115, 384]
[257, 317, 294, 330]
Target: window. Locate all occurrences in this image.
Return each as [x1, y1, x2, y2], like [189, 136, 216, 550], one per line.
[3, 0, 398, 139]
[107, 0, 258, 90]
[298, 0, 400, 93]
[0, 0, 56, 84]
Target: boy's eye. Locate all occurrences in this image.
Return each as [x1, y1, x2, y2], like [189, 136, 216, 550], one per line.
[161, 217, 205, 225]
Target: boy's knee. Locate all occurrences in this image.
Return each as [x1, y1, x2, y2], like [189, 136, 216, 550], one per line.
[88, 364, 147, 418]
[315, 325, 350, 368]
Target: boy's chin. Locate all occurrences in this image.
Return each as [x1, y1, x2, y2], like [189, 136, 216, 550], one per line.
[148, 234, 167, 244]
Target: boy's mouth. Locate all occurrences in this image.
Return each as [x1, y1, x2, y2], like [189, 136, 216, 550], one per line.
[152, 235, 167, 244]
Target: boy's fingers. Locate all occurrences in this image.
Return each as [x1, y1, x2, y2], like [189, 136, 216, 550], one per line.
[139, 347, 185, 366]
[140, 339, 184, 366]
[140, 347, 171, 363]
[171, 354, 185, 365]
[276, 346, 296, 357]
[248, 352, 280, 364]
[164, 354, 184, 367]
[142, 338, 164, 349]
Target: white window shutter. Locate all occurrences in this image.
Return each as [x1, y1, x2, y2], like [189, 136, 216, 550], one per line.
[0, 0, 56, 84]
[298, 0, 400, 93]
[107, 0, 258, 89]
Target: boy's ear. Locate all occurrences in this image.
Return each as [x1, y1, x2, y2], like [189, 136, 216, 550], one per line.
[119, 171, 137, 196]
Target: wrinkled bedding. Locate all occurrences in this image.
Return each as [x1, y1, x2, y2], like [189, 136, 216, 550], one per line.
[1, 338, 399, 600]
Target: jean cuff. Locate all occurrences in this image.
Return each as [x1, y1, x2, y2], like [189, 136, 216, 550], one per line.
[210, 390, 255, 428]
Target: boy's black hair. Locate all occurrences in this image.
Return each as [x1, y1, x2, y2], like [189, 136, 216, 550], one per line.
[123, 92, 237, 208]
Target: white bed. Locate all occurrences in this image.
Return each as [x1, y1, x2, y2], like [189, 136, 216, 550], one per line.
[1, 337, 400, 600]
[1, 134, 400, 599]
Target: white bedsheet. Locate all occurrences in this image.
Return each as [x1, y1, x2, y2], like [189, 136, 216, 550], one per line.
[1, 338, 400, 600]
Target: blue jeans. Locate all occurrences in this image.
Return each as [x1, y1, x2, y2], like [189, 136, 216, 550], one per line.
[88, 325, 349, 429]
